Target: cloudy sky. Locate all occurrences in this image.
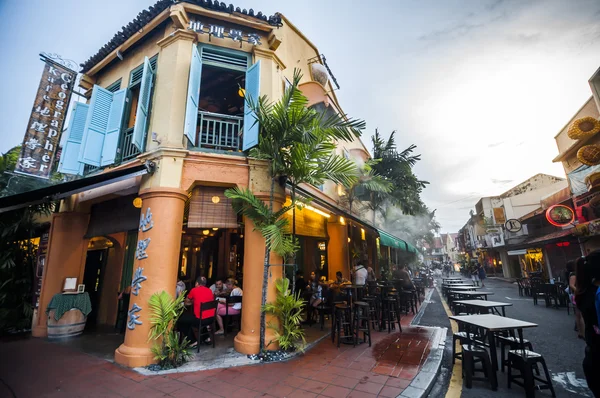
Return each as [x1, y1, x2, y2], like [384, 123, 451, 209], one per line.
[2, 0, 600, 232]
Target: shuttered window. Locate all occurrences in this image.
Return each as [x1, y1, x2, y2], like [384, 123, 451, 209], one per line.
[129, 55, 158, 86]
[188, 186, 239, 229]
[200, 46, 249, 71]
[106, 79, 122, 93]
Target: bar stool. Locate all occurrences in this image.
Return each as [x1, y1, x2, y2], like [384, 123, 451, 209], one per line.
[507, 350, 556, 398]
[381, 296, 402, 333]
[362, 295, 380, 330]
[353, 301, 371, 347]
[462, 343, 497, 390]
[333, 303, 354, 347]
[497, 335, 534, 373]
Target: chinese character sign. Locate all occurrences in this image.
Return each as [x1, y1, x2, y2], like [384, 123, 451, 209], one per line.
[15, 61, 75, 179]
[188, 20, 261, 46]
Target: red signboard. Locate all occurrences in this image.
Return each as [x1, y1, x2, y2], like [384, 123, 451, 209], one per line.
[546, 205, 575, 227]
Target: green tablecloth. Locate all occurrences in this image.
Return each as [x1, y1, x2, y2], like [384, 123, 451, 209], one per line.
[46, 292, 92, 321]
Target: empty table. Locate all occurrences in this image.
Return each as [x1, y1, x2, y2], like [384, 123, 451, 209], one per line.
[454, 299, 512, 316]
[449, 314, 537, 388]
[451, 291, 494, 301]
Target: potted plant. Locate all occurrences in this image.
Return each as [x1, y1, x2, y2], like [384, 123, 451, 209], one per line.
[262, 278, 306, 352]
[147, 291, 193, 369]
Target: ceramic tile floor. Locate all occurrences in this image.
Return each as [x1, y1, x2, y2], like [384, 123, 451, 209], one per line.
[0, 295, 434, 398]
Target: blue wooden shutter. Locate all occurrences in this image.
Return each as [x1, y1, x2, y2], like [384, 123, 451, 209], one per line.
[101, 88, 128, 166]
[79, 85, 113, 167]
[132, 57, 155, 151]
[58, 102, 89, 175]
[184, 46, 202, 146]
[242, 60, 261, 151]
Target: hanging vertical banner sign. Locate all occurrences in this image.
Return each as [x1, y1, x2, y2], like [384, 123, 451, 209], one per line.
[14, 61, 76, 179]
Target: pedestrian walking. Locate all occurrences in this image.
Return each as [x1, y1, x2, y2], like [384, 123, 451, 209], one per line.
[574, 253, 600, 397]
[470, 263, 480, 286]
[477, 262, 486, 287]
[566, 260, 585, 339]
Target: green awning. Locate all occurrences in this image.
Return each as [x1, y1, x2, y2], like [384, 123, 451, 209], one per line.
[378, 229, 419, 253]
[378, 230, 407, 251]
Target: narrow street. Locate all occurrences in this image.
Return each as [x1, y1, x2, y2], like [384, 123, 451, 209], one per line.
[419, 277, 591, 398]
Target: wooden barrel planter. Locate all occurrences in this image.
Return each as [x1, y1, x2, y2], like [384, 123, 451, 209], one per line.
[47, 309, 87, 339]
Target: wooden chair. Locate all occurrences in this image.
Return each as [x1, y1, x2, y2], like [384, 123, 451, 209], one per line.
[223, 296, 243, 336]
[196, 300, 218, 352]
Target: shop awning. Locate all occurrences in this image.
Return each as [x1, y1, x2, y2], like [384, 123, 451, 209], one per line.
[507, 227, 575, 250]
[377, 229, 420, 253]
[378, 229, 407, 250]
[0, 163, 152, 213]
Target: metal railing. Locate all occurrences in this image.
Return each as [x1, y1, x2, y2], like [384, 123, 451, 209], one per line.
[197, 111, 243, 151]
[120, 128, 141, 162]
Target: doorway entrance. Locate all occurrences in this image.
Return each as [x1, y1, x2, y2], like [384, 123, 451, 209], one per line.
[82, 237, 114, 328]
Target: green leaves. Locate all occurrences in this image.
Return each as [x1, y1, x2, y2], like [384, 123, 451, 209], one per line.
[225, 187, 299, 258]
[147, 290, 193, 369]
[262, 278, 306, 351]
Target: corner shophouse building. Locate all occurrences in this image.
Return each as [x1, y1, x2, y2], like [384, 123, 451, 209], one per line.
[7, 1, 419, 368]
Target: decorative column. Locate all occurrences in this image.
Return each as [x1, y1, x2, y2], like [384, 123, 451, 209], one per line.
[114, 187, 188, 368]
[234, 159, 284, 354]
[32, 212, 89, 337]
[327, 216, 349, 280]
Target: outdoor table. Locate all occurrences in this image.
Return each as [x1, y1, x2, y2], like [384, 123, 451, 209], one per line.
[454, 299, 512, 316]
[442, 283, 474, 297]
[449, 314, 537, 388]
[449, 286, 482, 291]
[340, 284, 365, 305]
[451, 291, 494, 301]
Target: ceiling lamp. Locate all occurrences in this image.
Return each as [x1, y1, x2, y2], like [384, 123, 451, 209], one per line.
[202, 230, 210, 236]
[212, 227, 219, 231]
[211, 195, 220, 204]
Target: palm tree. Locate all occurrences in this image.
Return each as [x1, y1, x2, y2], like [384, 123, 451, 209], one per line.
[343, 159, 392, 216]
[370, 130, 429, 216]
[230, 69, 364, 352]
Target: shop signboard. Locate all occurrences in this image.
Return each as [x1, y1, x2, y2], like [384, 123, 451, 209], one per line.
[15, 59, 76, 179]
[545, 205, 575, 227]
[189, 20, 261, 46]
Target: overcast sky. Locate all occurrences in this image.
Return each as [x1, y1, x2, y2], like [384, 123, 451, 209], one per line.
[2, 0, 600, 233]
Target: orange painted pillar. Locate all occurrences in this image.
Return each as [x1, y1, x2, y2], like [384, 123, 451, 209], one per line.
[32, 212, 89, 338]
[327, 217, 349, 280]
[114, 187, 187, 368]
[234, 193, 283, 354]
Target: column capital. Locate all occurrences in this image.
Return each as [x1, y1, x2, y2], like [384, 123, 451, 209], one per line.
[157, 29, 197, 49]
[139, 187, 189, 202]
[253, 47, 286, 71]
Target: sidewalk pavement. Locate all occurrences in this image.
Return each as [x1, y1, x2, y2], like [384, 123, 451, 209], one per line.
[0, 292, 445, 398]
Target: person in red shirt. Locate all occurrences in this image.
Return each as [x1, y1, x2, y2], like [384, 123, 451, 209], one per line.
[176, 276, 215, 347]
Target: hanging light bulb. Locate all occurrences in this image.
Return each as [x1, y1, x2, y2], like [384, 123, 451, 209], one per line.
[203, 230, 210, 236]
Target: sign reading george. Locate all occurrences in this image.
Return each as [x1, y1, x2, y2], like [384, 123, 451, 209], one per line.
[189, 20, 261, 46]
[15, 61, 76, 179]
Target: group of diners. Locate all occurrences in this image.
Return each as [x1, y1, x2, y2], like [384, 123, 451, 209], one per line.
[176, 276, 243, 348]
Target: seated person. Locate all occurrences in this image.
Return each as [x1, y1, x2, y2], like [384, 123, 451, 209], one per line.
[367, 266, 376, 282]
[331, 271, 349, 287]
[397, 264, 415, 290]
[209, 279, 229, 297]
[295, 270, 308, 296]
[215, 278, 242, 335]
[176, 276, 215, 347]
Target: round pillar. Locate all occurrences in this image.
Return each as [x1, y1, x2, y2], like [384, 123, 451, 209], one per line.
[234, 193, 283, 354]
[114, 187, 188, 368]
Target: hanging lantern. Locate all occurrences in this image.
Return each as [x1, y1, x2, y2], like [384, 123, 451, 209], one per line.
[577, 144, 600, 166]
[567, 117, 600, 140]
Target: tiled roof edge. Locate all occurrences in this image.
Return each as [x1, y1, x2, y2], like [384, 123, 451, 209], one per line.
[80, 0, 281, 73]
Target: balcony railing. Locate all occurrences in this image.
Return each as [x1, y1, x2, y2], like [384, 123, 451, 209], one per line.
[83, 128, 140, 175]
[197, 111, 243, 151]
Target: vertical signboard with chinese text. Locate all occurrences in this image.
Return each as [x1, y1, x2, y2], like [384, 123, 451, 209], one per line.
[15, 61, 76, 179]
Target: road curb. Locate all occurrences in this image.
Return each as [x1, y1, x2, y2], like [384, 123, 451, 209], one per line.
[398, 288, 448, 398]
[398, 326, 447, 398]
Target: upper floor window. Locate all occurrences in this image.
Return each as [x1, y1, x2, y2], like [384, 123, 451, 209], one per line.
[184, 44, 260, 153]
[58, 56, 157, 176]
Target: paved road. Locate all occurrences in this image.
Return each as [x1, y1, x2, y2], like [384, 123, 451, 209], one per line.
[427, 277, 591, 398]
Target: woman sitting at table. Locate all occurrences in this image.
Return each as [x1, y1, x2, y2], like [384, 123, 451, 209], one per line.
[215, 278, 242, 335]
